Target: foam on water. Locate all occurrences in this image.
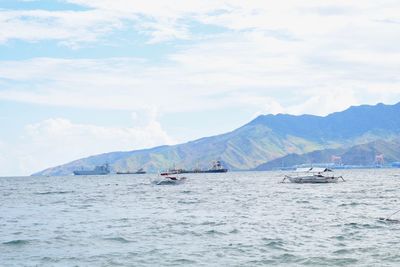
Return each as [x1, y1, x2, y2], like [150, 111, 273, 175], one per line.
[1, 169, 400, 266]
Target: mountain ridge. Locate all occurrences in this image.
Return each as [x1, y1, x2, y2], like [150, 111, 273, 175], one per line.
[34, 102, 400, 176]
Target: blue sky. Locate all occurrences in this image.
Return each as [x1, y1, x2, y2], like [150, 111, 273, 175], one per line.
[1, 0, 400, 175]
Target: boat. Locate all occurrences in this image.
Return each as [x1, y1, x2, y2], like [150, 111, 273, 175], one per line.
[281, 167, 345, 184]
[73, 164, 110, 176]
[156, 176, 187, 185]
[179, 161, 228, 173]
[160, 169, 181, 176]
[116, 168, 146, 175]
[155, 171, 187, 185]
[204, 161, 228, 173]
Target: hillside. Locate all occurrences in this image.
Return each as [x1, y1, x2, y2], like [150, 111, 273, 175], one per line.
[34, 102, 400, 176]
[254, 139, 400, 170]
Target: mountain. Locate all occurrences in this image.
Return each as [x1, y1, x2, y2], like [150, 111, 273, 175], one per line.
[254, 139, 400, 170]
[34, 102, 400, 176]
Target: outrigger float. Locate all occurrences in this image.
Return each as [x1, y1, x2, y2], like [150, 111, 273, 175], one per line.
[282, 167, 345, 184]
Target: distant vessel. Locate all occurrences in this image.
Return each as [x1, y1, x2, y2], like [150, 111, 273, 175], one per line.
[204, 161, 228, 173]
[179, 160, 228, 174]
[282, 167, 345, 184]
[156, 176, 187, 185]
[160, 161, 228, 175]
[73, 164, 110, 176]
[116, 168, 146, 175]
[160, 169, 180, 176]
[156, 172, 187, 185]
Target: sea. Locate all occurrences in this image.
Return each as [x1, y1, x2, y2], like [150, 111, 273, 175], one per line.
[1, 169, 400, 266]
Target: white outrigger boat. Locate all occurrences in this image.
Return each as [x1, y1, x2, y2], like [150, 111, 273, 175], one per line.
[282, 167, 345, 184]
[155, 171, 187, 185]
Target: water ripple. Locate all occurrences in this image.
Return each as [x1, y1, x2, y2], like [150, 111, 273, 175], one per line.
[1, 169, 400, 266]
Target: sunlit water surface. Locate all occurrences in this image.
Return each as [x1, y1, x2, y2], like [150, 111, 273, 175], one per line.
[1, 169, 400, 266]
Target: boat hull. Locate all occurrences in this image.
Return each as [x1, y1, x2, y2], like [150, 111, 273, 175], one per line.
[203, 169, 228, 173]
[116, 171, 146, 175]
[73, 170, 110, 175]
[180, 169, 228, 173]
[286, 175, 340, 183]
[156, 177, 187, 185]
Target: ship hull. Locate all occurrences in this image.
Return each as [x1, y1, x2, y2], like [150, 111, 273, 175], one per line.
[203, 169, 228, 173]
[180, 169, 228, 174]
[73, 170, 110, 175]
[116, 171, 146, 175]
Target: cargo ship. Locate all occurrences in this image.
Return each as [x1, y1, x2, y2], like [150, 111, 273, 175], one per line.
[116, 168, 146, 175]
[203, 161, 228, 173]
[73, 164, 110, 175]
[180, 161, 228, 173]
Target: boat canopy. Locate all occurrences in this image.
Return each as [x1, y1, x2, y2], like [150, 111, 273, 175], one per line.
[295, 167, 332, 173]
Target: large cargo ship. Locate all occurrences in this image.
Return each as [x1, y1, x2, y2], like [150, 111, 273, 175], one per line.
[116, 168, 146, 175]
[203, 161, 228, 173]
[180, 161, 228, 174]
[73, 164, 110, 175]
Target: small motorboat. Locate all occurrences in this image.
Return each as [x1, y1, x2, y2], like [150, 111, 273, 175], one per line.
[160, 169, 182, 176]
[155, 172, 187, 185]
[282, 167, 345, 184]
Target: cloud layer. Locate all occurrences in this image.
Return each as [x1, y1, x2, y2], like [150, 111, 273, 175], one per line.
[1, 1, 399, 115]
[1, 0, 400, 175]
[0, 116, 172, 176]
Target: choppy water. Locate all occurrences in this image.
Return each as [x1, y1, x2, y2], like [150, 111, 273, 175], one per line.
[1, 169, 400, 266]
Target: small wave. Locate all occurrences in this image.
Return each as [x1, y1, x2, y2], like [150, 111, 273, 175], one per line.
[200, 221, 227, 228]
[247, 259, 276, 265]
[345, 222, 383, 229]
[34, 191, 74, 195]
[296, 200, 310, 204]
[262, 238, 288, 251]
[272, 253, 299, 263]
[103, 237, 132, 243]
[333, 249, 351, 255]
[339, 202, 369, 207]
[385, 188, 396, 192]
[172, 258, 197, 264]
[205, 229, 226, 236]
[77, 204, 93, 209]
[265, 241, 288, 251]
[333, 235, 345, 241]
[229, 229, 239, 234]
[301, 257, 358, 265]
[178, 200, 200, 204]
[41, 256, 64, 263]
[51, 200, 67, 204]
[2, 239, 30, 246]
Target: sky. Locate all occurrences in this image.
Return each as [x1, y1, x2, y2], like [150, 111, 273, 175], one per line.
[0, 0, 400, 176]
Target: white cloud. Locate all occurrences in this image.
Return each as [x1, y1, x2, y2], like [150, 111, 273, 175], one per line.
[1, 0, 399, 46]
[0, 116, 172, 176]
[0, 9, 126, 47]
[1, 0, 400, 176]
[1, 22, 400, 116]
[286, 88, 359, 116]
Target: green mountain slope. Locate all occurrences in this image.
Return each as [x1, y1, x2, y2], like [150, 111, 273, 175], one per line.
[34, 102, 400, 176]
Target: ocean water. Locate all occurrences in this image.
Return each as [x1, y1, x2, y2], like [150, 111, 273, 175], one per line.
[1, 169, 400, 266]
